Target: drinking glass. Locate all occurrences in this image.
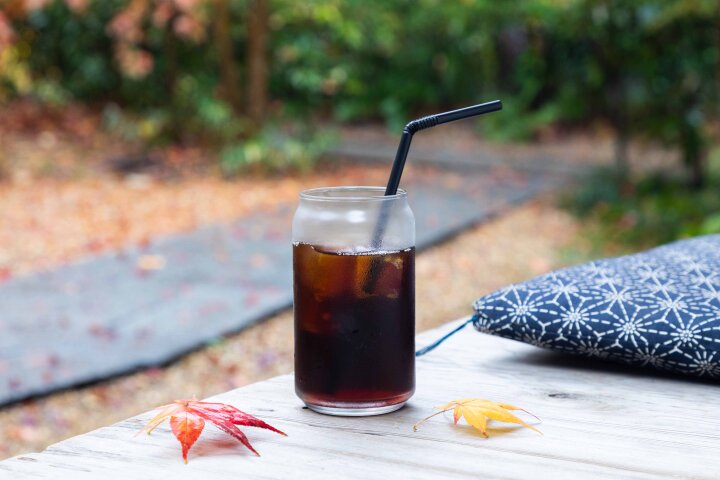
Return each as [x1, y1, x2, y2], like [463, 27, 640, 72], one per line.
[293, 186, 415, 416]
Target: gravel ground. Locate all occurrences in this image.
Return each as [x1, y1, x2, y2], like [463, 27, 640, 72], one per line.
[0, 196, 584, 460]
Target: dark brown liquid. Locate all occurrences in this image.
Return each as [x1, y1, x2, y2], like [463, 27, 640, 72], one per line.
[293, 243, 415, 408]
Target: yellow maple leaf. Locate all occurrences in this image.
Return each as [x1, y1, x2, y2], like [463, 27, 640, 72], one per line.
[413, 398, 541, 438]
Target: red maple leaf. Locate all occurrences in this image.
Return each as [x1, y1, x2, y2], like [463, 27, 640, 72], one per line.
[139, 398, 286, 463]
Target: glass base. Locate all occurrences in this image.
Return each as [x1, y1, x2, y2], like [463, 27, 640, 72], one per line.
[306, 401, 407, 417]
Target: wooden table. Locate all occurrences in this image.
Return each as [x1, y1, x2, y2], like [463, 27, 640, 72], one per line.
[2, 319, 718, 479]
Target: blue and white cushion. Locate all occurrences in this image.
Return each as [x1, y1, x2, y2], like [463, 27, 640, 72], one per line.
[473, 235, 720, 378]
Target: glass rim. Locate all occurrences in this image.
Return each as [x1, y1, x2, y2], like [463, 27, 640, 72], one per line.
[299, 186, 407, 202]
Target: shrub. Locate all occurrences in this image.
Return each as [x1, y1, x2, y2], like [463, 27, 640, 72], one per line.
[219, 124, 336, 176]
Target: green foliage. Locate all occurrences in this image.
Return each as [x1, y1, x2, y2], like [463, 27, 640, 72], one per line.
[270, 0, 720, 184]
[271, 0, 508, 128]
[220, 124, 336, 176]
[20, 1, 120, 100]
[564, 149, 720, 248]
[102, 103, 171, 144]
[0, 45, 33, 100]
[3, 0, 719, 177]
[480, 99, 563, 142]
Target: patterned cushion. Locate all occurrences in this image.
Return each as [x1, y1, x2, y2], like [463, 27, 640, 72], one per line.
[473, 235, 720, 378]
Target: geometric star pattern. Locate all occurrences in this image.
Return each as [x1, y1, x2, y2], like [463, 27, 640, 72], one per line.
[473, 235, 720, 378]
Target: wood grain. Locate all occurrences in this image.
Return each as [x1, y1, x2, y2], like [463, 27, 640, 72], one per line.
[1, 318, 718, 479]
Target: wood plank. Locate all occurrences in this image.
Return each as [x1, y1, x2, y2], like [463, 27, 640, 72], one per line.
[1, 319, 719, 479]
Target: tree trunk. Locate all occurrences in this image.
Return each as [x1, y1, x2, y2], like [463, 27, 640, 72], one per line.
[164, 15, 180, 140]
[689, 148, 707, 190]
[613, 126, 630, 177]
[682, 124, 706, 189]
[607, 75, 630, 178]
[246, 0, 269, 124]
[214, 0, 242, 114]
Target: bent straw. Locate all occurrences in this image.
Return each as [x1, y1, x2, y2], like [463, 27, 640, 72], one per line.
[371, 100, 502, 249]
[385, 101, 502, 196]
[363, 101, 502, 294]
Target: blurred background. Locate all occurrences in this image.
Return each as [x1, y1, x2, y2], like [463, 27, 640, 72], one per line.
[0, 0, 718, 460]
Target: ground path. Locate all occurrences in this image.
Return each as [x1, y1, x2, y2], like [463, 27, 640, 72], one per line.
[0, 132, 585, 405]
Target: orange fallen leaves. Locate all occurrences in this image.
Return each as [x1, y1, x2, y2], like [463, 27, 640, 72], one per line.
[139, 398, 286, 463]
[413, 398, 541, 438]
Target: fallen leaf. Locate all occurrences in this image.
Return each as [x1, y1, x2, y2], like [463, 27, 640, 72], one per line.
[139, 398, 286, 463]
[0, 267, 12, 282]
[136, 254, 166, 271]
[170, 412, 204, 463]
[413, 398, 541, 438]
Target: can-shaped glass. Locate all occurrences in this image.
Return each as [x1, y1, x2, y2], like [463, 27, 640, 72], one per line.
[292, 186, 415, 416]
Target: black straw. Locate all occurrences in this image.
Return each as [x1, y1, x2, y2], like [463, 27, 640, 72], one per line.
[364, 100, 503, 296]
[368, 100, 503, 252]
[384, 100, 502, 196]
